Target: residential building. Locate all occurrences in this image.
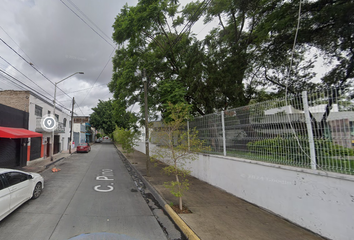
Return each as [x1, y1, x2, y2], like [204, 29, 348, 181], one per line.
[0, 90, 72, 167]
[72, 116, 95, 145]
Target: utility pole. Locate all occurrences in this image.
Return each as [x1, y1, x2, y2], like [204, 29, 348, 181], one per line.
[143, 69, 150, 177]
[69, 97, 75, 154]
[51, 72, 84, 161]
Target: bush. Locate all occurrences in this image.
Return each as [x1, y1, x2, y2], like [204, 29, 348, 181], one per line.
[247, 136, 354, 162]
[113, 127, 138, 154]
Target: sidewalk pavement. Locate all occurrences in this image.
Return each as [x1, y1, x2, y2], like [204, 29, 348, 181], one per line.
[116, 145, 326, 240]
[19, 148, 76, 173]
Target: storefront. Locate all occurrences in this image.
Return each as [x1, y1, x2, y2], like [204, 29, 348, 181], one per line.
[0, 127, 43, 167]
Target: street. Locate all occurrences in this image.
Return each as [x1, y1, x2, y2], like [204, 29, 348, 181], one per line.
[0, 142, 168, 240]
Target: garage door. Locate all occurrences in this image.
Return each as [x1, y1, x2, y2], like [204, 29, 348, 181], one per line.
[0, 138, 20, 167]
[30, 137, 41, 160]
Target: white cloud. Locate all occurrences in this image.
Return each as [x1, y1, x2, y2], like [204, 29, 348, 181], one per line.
[0, 0, 137, 115]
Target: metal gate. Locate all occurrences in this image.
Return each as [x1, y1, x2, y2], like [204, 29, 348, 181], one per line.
[30, 137, 41, 160]
[0, 138, 20, 167]
[73, 132, 79, 147]
[54, 135, 60, 154]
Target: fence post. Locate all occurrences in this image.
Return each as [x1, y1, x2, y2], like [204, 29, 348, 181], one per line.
[302, 91, 317, 170]
[221, 111, 226, 156]
[187, 120, 190, 151]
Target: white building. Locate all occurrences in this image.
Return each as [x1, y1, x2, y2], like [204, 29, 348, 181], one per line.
[0, 90, 72, 163]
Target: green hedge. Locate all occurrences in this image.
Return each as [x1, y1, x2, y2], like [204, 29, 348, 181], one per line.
[247, 137, 354, 162]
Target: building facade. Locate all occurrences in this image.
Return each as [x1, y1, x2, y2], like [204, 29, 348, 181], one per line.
[72, 116, 95, 146]
[0, 90, 71, 167]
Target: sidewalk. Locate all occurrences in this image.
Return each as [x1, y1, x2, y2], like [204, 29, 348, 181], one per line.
[116, 145, 325, 240]
[19, 149, 76, 173]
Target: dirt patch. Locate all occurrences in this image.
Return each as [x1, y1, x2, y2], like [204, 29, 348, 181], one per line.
[171, 204, 192, 214]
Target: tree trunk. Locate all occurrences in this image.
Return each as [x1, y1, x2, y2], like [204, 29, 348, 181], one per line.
[175, 173, 182, 210]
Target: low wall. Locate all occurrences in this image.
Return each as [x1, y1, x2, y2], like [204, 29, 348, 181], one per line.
[135, 142, 354, 240]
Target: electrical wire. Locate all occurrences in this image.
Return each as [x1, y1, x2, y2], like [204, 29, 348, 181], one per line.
[79, 47, 116, 106]
[66, 0, 113, 43]
[0, 73, 28, 91]
[0, 55, 52, 98]
[283, 0, 312, 162]
[0, 37, 85, 114]
[56, 87, 92, 96]
[59, 0, 115, 49]
[0, 69, 73, 114]
[0, 56, 73, 112]
[0, 54, 74, 112]
[0, 26, 35, 65]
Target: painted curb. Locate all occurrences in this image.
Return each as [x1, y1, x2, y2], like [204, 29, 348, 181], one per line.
[114, 144, 200, 240]
[164, 204, 200, 240]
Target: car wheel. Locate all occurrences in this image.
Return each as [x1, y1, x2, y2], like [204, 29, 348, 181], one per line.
[32, 182, 42, 199]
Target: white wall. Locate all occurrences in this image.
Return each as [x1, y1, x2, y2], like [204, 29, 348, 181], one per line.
[73, 123, 81, 132]
[29, 94, 71, 151]
[135, 142, 354, 240]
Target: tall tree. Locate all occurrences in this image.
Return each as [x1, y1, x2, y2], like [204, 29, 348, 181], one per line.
[255, 0, 353, 92]
[110, 0, 353, 121]
[255, 0, 354, 136]
[90, 99, 135, 135]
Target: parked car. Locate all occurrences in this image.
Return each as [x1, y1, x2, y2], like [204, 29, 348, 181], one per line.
[95, 138, 101, 143]
[77, 143, 91, 153]
[0, 169, 44, 221]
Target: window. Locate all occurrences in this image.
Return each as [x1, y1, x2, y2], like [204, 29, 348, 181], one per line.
[0, 175, 5, 190]
[5, 172, 28, 186]
[48, 110, 51, 115]
[55, 114, 59, 121]
[35, 105, 42, 117]
[63, 118, 67, 127]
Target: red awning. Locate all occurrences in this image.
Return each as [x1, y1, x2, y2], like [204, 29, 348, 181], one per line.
[0, 127, 43, 139]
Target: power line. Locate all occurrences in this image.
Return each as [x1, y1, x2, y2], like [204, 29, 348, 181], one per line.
[0, 37, 55, 85]
[56, 87, 92, 96]
[0, 69, 73, 114]
[0, 37, 85, 114]
[0, 73, 28, 91]
[0, 55, 74, 111]
[66, 0, 113, 42]
[0, 55, 52, 98]
[59, 0, 115, 49]
[79, 47, 116, 107]
[0, 25, 35, 65]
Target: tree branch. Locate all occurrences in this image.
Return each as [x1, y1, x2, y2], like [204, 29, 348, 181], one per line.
[218, 14, 226, 31]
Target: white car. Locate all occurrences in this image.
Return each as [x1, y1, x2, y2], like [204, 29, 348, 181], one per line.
[0, 168, 44, 221]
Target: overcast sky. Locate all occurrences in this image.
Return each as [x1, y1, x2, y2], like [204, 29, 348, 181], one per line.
[0, 0, 217, 117]
[0, 0, 138, 116]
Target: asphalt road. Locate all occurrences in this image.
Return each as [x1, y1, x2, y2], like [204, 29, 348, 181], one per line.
[0, 141, 167, 240]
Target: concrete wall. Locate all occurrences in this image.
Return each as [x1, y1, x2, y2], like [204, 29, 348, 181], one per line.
[0, 90, 30, 112]
[135, 141, 354, 240]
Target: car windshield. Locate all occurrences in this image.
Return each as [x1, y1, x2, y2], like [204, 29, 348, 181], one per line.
[79, 143, 88, 146]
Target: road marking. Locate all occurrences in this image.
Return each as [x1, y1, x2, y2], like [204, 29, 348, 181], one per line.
[94, 169, 114, 192]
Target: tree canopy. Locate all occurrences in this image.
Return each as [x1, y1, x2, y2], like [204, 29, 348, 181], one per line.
[90, 99, 137, 135]
[109, 0, 354, 121]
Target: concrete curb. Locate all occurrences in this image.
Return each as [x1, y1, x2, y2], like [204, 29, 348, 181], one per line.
[164, 205, 200, 240]
[45, 157, 65, 169]
[39, 153, 73, 173]
[114, 144, 200, 240]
